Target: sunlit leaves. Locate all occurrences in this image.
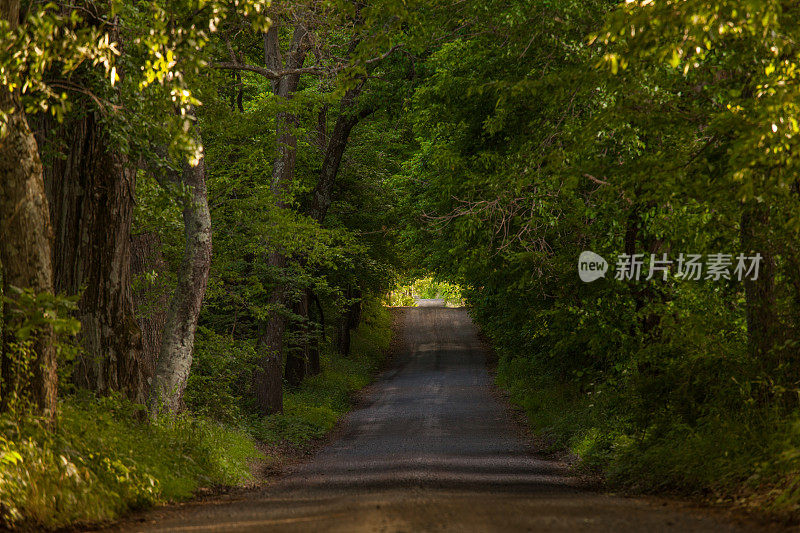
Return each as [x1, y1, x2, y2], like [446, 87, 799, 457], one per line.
[0, 4, 118, 124]
[596, 0, 800, 208]
[0, 0, 271, 166]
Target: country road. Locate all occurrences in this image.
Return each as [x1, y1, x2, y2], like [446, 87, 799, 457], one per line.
[109, 303, 765, 532]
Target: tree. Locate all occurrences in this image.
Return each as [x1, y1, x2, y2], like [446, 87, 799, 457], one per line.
[41, 109, 147, 402]
[0, 49, 57, 417]
[599, 0, 800, 381]
[1, 0, 268, 413]
[0, 0, 89, 418]
[216, 4, 400, 411]
[149, 112, 213, 414]
[252, 21, 311, 414]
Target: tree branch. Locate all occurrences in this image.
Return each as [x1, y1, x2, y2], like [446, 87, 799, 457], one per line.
[212, 61, 329, 80]
[583, 173, 610, 186]
[212, 44, 402, 81]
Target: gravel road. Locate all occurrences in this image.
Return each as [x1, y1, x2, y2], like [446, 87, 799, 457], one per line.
[110, 303, 769, 532]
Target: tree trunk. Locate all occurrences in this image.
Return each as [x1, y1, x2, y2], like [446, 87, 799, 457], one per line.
[306, 289, 323, 376]
[149, 122, 213, 414]
[300, 89, 371, 373]
[284, 292, 309, 387]
[741, 204, 778, 367]
[255, 252, 287, 414]
[40, 110, 146, 403]
[308, 87, 370, 223]
[256, 98, 298, 406]
[0, 20, 58, 417]
[352, 291, 363, 328]
[336, 319, 351, 357]
[253, 23, 309, 415]
[131, 232, 169, 384]
[337, 287, 361, 357]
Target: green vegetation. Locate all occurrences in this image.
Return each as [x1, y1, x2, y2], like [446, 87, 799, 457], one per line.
[252, 301, 392, 446]
[392, 0, 800, 519]
[3, 0, 800, 527]
[2, 0, 405, 528]
[0, 396, 259, 529]
[185, 299, 391, 447]
[0, 299, 391, 529]
[495, 349, 800, 508]
[385, 278, 463, 307]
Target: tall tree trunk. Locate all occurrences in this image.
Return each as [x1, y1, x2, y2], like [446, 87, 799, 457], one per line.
[0, 0, 57, 417]
[293, 87, 371, 373]
[254, 23, 308, 415]
[149, 122, 212, 414]
[40, 110, 146, 402]
[255, 252, 287, 414]
[741, 203, 778, 368]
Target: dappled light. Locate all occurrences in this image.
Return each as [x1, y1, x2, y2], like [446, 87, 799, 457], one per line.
[1, 0, 800, 530]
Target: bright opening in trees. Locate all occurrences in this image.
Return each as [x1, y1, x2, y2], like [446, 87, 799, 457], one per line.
[385, 277, 464, 307]
[2, 0, 800, 529]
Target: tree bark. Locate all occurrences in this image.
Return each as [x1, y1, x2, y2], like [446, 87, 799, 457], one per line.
[131, 232, 168, 384]
[40, 110, 146, 403]
[149, 120, 213, 414]
[284, 292, 309, 387]
[306, 289, 324, 376]
[33, 11, 149, 403]
[0, 0, 58, 416]
[308, 87, 371, 223]
[255, 252, 287, 414]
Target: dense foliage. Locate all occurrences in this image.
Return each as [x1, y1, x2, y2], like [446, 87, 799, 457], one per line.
[3, 0, 800, 527]
[394, 0, 800, 515]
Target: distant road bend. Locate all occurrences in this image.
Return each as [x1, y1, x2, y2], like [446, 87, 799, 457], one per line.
[113, 302, 756, 532]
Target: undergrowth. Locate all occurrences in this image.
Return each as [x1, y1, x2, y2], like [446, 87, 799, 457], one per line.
[249, 300, 392, 446]
[496, 349, 800, 519]
[0, 394, 260, 530]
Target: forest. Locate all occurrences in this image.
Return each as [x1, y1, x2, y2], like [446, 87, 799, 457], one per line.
[2, 0, 800, 529]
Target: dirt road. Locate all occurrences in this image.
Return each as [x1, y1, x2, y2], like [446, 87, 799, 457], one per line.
[112, 304, 765, 532]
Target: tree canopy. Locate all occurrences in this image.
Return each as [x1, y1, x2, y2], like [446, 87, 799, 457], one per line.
[3, 0, 800, 527]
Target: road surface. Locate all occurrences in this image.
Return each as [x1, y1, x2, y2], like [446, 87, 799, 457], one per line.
[414, 298, 445, 307]
[111, 302, 762, 532]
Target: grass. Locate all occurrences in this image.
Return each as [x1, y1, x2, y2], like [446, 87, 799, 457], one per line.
[0, 394, 261, 530]
[496, 355, 800, 520]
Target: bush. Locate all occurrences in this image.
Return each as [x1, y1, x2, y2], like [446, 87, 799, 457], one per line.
[489, 295, 800, 517]
[184, 327, 259, 423]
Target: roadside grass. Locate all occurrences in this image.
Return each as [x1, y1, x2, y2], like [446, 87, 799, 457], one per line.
[496, 356, 800, 520]
[0, 394, 260, 530]
[0, 300, 392, 530]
